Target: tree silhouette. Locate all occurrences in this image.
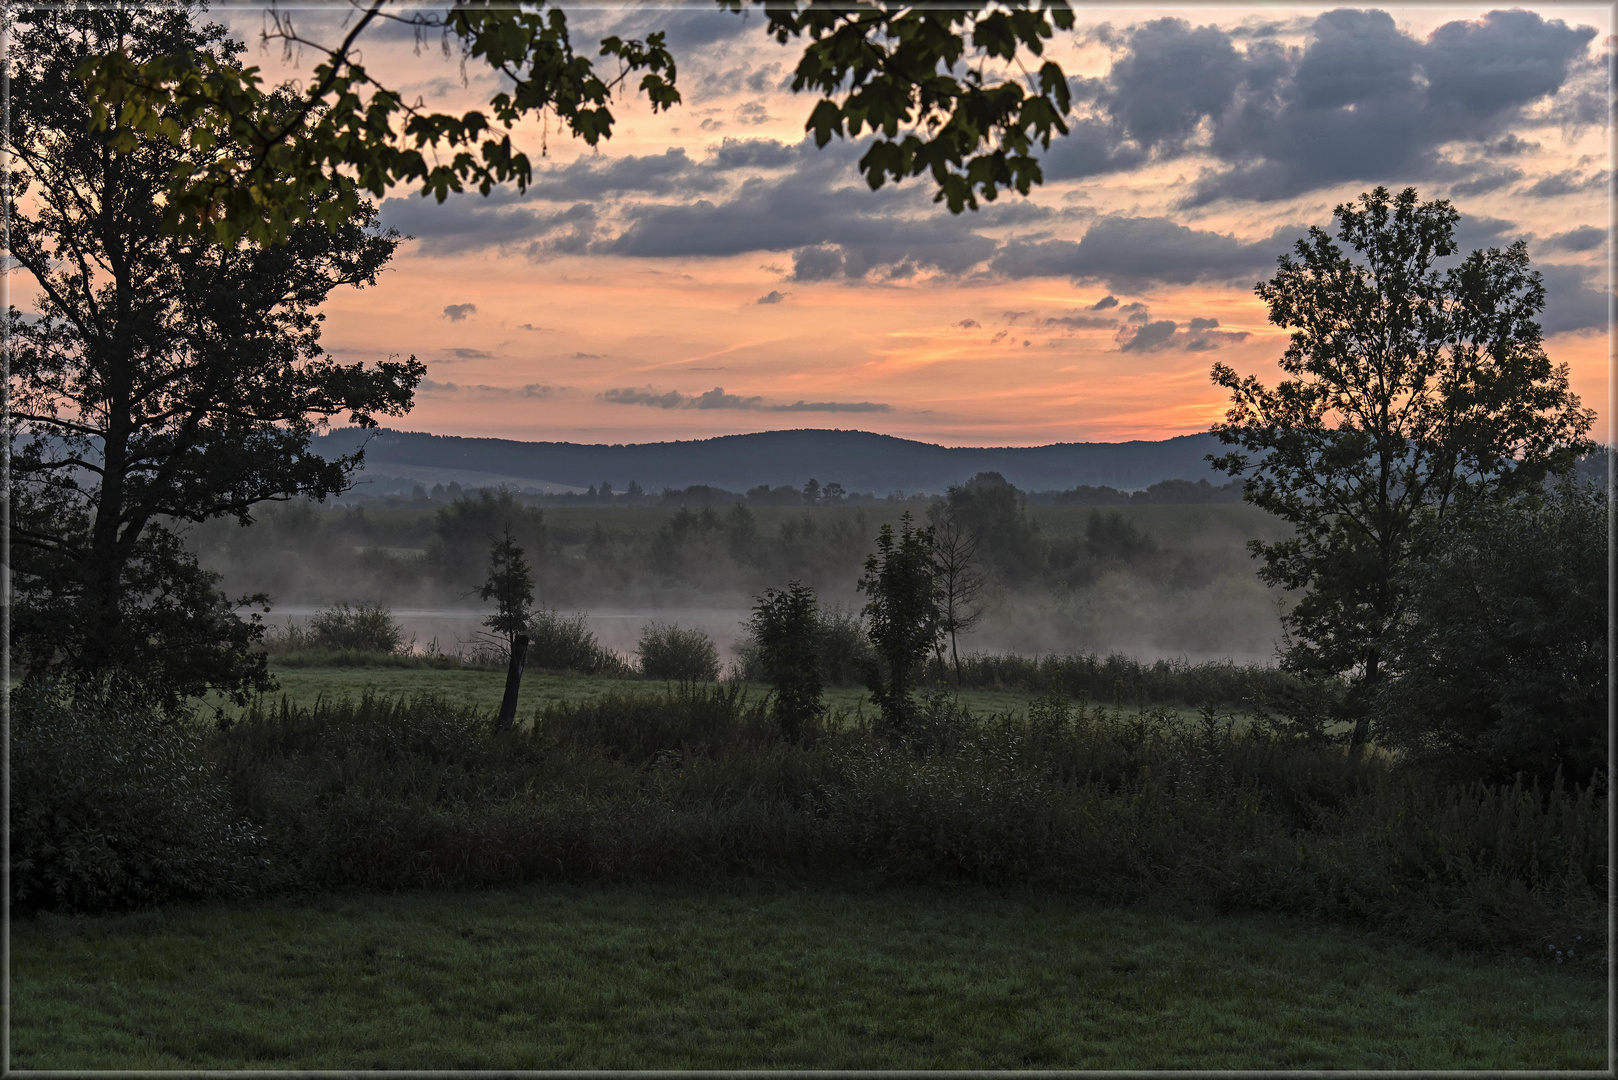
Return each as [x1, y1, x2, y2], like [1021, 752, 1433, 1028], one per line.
[7, 6, 419, 706]
[1211, 187, 1593, 751]
[857, 513, 941, 739]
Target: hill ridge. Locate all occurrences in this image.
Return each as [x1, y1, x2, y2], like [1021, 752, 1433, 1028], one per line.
[313, 427, 1227, 494]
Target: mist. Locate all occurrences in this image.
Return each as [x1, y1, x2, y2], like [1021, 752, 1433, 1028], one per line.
[190, 490, 1290, 671]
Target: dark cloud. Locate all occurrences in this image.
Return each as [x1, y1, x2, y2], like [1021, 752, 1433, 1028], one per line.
[517, 323, 550, 332]
[756, 290, 787, 305]
[1115, 310, 1251, 352]
[1520, 170, 1610, 199]
[1045, 10, 1598, 206]
[990, 216, 1300, 290]
[452, 348, 493, 360]
[1043, 312, 1118, 330]
[1118, 319, 1179, 352]
[955, 318, 980, 328]
[1090, 295, 1119, 310]
[525, 148, 722, 201]
[1448, 168, 1523, 198]
[601, 387, 688, 409]
[603, 143, 999, 280]
[383, 196, 597, 257]
[1535, 263, 1610, 336]
[420, 379, 553, 397]
[1541, 226, 1607, 253]
[599, 386, 892, 412]
[1480, 134, 1539, 158]
[442, 303, 477, 321]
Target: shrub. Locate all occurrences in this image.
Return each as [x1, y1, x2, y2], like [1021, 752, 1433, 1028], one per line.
[1374, 479, 1607, 785]
[209, 686, 1605, 962]
[305, 602, 406, 653]
[749, 582, 824, 743]
[10, 679, 263, 912]
[816, 603, 874, 686]
[637, 621, 720, 682]
[527, 608, 634, 676]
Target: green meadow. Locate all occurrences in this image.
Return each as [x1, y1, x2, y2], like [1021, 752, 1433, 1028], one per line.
[12, 884, 1606, 1071]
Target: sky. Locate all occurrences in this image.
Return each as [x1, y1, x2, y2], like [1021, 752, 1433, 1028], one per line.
[226, 4, 1614, 446]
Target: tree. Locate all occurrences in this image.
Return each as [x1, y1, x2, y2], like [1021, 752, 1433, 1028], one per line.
[7, 5, 421, 707]
[925, 500, 986, 682]
[857, 512, 941, 738]
[481, 525, 535, 732]
[1210, 187, 1594, 750]
[749, 582, 824, 743]
[939, 472, 1044, 581]
[1372, 477, 1608, 786]
[79, 1, 1078, 245]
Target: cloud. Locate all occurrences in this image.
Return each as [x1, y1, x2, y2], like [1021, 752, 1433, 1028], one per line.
[443, 303, 477, 321]
[1042, 312, 1118, 330]
[1540, 225, 1607, 253]
[516, 323, 550, 332]
[1448, 169, 1523, 198]
[1115, 310, 1251, 352]
[991, 215, 1299, 290]
[384, 196, 599, 258]
[771, 400, 892, 413]
[599, 386, 892, 412]
[1042, 10, 1599, 205]
[420, 379, 553, 397]
[601, 387, 689, 409]
[1090, 295, 1119, 311]
[452, 348, 493, 359]
[1519, 170, 1610, 199]
[1535, 263, 1610, 336]
[756, 290, 788, 304]
[955, 318, 981, 328]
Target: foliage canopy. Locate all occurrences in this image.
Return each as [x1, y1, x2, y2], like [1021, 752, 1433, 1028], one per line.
[1211, 186, 1593, 747]
[6, 6, 421, 704]
[78, 0, 1078, 245]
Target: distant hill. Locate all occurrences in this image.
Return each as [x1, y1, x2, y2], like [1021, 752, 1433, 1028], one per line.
[313, 427, 1230, 495]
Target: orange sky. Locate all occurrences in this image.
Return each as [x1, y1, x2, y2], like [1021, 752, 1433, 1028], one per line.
[39, 3, 1618, 446]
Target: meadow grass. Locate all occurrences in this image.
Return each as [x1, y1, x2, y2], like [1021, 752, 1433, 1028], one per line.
[231, 664, 1203, 729]
[12, 883, 1606, 1071]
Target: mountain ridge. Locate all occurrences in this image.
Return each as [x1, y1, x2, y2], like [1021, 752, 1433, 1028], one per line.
[313, 427, 1230, 494]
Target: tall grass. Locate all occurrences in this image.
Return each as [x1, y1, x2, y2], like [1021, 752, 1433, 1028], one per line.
[941, 651, 1308, 708]
[195, 686, 1604, 963]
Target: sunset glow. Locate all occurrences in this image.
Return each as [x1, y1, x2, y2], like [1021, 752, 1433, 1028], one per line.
[41, 3, 1618, 445]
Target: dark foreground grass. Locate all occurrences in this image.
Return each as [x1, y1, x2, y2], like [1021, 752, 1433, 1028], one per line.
[12, 884, 1607, 1071]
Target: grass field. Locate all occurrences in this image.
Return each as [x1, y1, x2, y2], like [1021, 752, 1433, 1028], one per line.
[12, 884, 1606, 1070]
[229, 664, 1205, 727]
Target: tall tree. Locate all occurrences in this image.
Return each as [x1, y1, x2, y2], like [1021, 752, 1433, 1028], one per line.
[857, 512, 940, 739]
[1210, 187, 1594, 750]
[6, 4, 422, 706]
[79, 1, 1077, 245]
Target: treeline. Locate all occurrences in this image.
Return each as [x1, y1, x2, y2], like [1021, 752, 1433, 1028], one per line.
[192, 473, 1261, 609]
[337, 473, 1248, 510]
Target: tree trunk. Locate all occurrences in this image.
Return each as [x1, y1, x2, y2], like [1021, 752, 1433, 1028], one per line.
[1348, 650, 1379, 755]
[495, 633, 528, 733]
[951, 631, 963, 686]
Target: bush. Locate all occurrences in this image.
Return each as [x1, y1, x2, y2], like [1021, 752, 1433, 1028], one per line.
[300, 602, 406, 653]
[1374, 479, 1608, 785]
[637, 621, 720, 682]
[10, 680, 263, 912]
[749, 582, 824, 743]
[209, 686, 1605, 962]
[527, 608, 634, 676]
